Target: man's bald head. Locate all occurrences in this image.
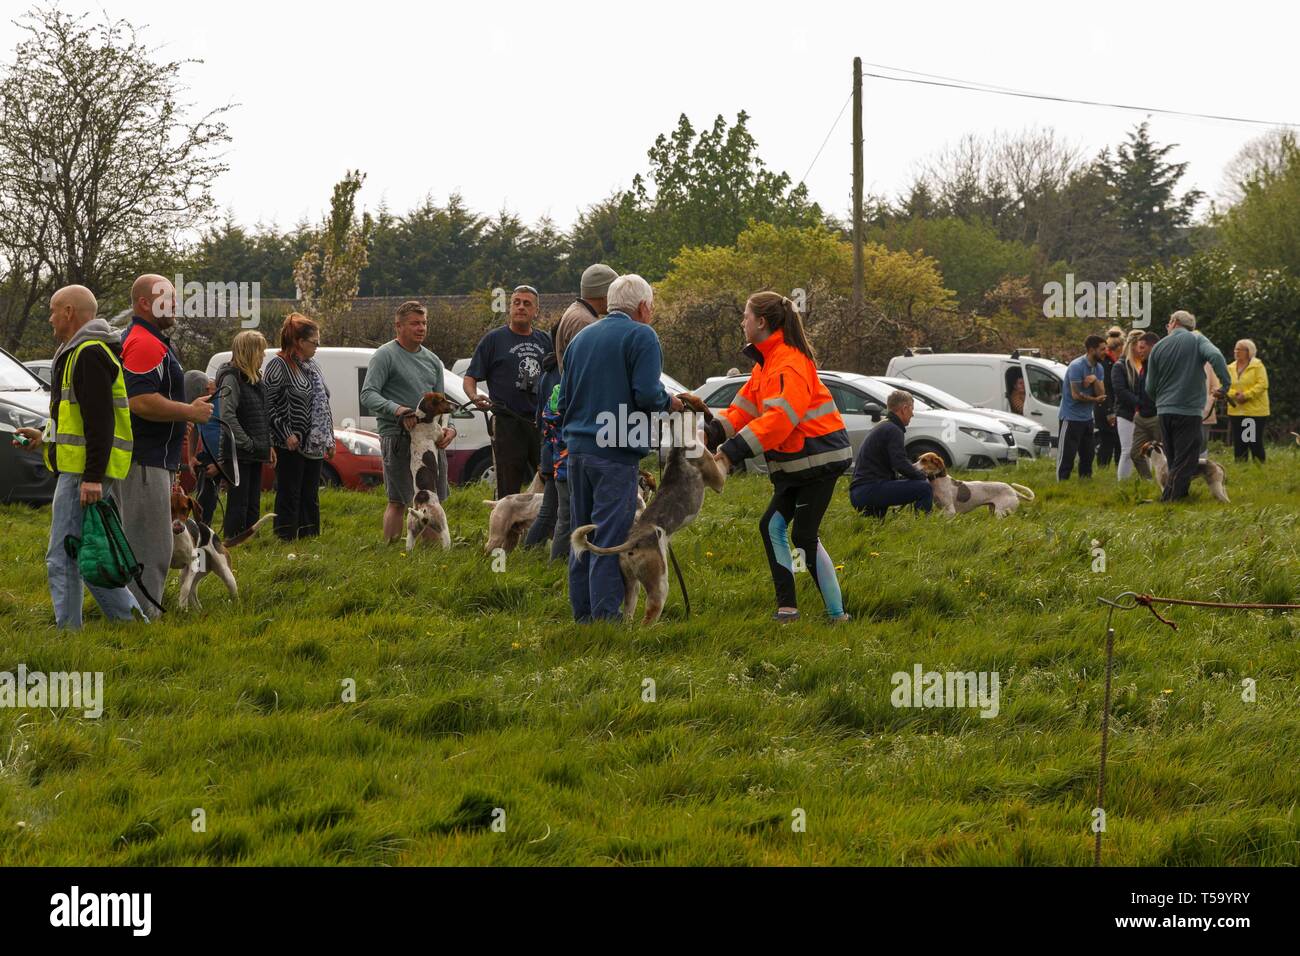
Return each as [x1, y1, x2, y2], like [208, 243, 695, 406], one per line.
[49, 284, 99, 343]
[132, 273, 176, 329]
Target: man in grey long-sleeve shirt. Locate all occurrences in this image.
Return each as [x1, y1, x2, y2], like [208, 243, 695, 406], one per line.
[1146, 310, 1231, 502]
[360, 301, 456, 542]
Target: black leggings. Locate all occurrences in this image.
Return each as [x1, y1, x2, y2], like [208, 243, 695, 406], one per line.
[759, 475, 843, 615]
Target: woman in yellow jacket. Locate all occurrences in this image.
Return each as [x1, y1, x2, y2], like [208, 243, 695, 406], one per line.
[704, 292, 854, 623]
[1227, 339, 1269, 462]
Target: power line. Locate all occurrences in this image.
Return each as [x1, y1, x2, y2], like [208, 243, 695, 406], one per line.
[798, 89, 854, 187]
[859, 64, 1300, 129]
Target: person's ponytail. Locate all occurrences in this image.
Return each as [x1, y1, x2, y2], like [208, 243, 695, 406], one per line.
[748, 291, 818, 365]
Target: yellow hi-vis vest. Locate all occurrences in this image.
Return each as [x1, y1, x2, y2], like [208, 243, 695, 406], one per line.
[43, 340, 134, 480]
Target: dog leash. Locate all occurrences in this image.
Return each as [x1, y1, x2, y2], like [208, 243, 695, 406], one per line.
[655, 395, 715, 621]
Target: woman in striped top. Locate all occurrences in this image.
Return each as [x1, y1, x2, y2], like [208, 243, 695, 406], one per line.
[264, 313, 335, 540]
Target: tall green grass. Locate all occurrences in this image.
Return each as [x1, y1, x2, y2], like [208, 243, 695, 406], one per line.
[1, 447, 1298, 865]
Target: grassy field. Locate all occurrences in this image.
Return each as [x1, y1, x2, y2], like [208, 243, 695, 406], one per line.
[1, 448, 1299, 866]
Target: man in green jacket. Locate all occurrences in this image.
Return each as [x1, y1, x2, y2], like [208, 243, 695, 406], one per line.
[1146, 310, 1231, 502]
[360, 300, 457, 543]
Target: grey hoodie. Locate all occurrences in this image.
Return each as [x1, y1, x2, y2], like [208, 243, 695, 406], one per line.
[52, 318, 121, 366]
[49, 318, 125, 483]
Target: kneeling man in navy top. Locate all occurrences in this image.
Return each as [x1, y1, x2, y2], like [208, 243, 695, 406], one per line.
[848, 390, 933, 518]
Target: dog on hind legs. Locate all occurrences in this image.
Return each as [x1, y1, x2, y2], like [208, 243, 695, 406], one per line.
[405, 391, 455, 550]
[570, 394, 726, 625]
[1136, 440, 1229, 503]
[169, 490, 275, 610]
[913, 451, 1035, 517]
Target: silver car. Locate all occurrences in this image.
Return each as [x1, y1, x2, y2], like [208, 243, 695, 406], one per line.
[693, 371, 1016, 471]
[874, 376, 1053, 459]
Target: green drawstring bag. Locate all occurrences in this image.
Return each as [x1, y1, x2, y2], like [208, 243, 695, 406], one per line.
[64, 498, 164, 613]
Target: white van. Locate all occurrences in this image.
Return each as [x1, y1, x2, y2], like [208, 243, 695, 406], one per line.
[205, 346, 494, 485]
[885, 349, 1068, 443]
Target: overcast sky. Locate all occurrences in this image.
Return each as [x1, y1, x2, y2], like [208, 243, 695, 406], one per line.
[4, 0, 1296, 231]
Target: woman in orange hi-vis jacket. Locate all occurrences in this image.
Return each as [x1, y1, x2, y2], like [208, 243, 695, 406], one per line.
[702, 292, 854, 623]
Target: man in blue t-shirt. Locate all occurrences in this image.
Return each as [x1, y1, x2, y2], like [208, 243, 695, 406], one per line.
[464, 285, 552, 499]
[1057, 334, 1107, 481]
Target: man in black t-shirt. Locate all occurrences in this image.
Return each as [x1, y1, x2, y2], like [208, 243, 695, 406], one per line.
[464, 285, 552, 498]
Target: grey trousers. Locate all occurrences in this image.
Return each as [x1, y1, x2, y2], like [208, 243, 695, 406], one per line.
[116, 462, 173, 617]
[1130, 414, 1158, 481]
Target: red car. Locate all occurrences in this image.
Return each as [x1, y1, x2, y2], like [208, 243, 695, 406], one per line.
[178, 426, 384, 493]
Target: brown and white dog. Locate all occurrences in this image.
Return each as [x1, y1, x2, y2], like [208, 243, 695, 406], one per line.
[482, 471, 658, 555]
[571, 395, 726, 624]
[406, 391, 455, 550]
[914, 451, 1035, 517]
[169, 490, 275, 609]
[1136, 440, 1229, 502]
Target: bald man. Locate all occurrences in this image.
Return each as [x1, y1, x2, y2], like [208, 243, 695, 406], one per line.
[115, 273, 213, 615]
[14, 285, 145, 628]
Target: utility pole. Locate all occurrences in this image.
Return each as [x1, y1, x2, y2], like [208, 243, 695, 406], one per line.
[852, 56, 864, 315]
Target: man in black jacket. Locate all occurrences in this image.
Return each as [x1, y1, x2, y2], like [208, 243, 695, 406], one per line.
[848, 391, 933, 518]
[1093, 328, 1122, 467]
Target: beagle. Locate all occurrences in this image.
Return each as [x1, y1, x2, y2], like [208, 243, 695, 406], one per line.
[914, 451, 1035, 517]
[169, 490, 275, 609]
[406, 391, 455, 550]
[570, 394, 726, 624]
[1135, 441, 1229, 503]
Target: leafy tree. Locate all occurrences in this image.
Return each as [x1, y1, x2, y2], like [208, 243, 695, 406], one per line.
[656, 221, 953, 383]
[294, 170, 373, 333]
[1097, 122, 1204, 262]
[614, 112, 823, 281]
[869, 216, 1046, 309]
[1128, 251, 1300, 431]
[0, 5, 230, 349]
[1217, 133, 1300, 275]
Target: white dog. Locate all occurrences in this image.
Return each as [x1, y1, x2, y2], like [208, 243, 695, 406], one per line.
[1136, 440, 1229, 503]
[406, 392, 455, 550]
[914, 451, 1035, 517]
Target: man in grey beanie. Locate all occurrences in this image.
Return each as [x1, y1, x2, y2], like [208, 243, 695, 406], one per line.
[554, 264, 618, 371]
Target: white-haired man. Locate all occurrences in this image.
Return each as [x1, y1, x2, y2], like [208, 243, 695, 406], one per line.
[558, 274, 683, 622]
[1146, 310, 1231, 502]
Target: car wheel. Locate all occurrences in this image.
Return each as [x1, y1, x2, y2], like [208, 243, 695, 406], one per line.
[463, 450, 494, 488]
[907, 441, 951, 468]
[320, 464, 341, 488]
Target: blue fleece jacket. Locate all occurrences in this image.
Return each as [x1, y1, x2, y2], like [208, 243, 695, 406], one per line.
[558, 311, 671, 466]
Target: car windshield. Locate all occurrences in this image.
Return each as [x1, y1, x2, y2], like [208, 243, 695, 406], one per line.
[852, 377, 933, 412]
[661, 372, 687, 394]
[1, 350, 46, 390]
[898, 380, 972, 410]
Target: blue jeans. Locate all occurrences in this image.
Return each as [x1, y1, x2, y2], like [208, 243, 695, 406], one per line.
[567, 454, 638, 622]
[46, 473, 145, 630]
[849, 479, 933, 518]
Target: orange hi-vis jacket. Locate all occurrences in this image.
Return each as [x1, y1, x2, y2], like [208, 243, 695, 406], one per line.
[716, 329, 852, 484]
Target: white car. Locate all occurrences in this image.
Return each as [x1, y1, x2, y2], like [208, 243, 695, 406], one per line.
[873, 376, 1053, 460]
[692, 370, 1017, 471]
[885, 349, 1068, 442]
[205, 347, 494, 486]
